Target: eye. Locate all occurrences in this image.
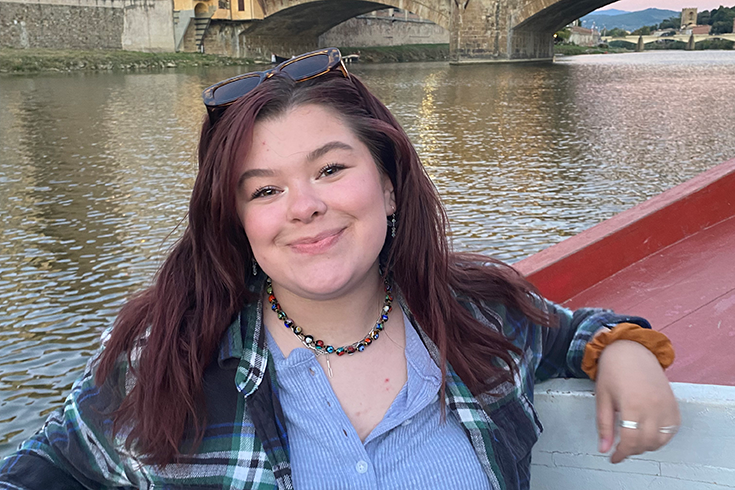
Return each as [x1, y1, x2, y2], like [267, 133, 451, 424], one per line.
[319, 163, 346, 178]
[251, 186, 279, 199]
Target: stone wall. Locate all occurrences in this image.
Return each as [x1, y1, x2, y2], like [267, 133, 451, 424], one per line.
[122, 0, 175, 52]
[318, 14, 448, 47]
[0, 0, 174, 51]
[199, 21, 318, 59]
[0, 2, 125, 49]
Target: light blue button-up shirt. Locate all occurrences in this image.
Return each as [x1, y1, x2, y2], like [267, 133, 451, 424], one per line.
[266, 311, 491, 489]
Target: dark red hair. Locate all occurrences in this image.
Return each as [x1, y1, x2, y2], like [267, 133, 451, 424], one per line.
[97, 72, 551, 465]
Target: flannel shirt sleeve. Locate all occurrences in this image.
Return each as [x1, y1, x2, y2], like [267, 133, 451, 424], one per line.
[0, 329, 137, 490]
[532, 299, 651, 383]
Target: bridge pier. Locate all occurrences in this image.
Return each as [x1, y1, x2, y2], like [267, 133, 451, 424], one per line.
[449, 0, 553, 64]
[636, 35, 644, 52]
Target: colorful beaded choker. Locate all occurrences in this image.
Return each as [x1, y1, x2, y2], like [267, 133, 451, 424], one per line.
[266, 277, 393, 377]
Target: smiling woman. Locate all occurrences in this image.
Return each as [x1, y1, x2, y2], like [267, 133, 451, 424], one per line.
[0, 49, 680, 490]
[238, 106, 394, 298]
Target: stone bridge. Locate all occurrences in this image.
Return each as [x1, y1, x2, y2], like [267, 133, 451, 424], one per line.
[202, 0, 623, 62]
[602, 33, 735, 46]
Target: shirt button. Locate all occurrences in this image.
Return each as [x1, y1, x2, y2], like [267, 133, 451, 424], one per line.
[356, 460, 368, 474]
[309, 367, 316, 377]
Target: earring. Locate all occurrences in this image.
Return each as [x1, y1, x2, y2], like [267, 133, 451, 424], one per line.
[390, 213, 397, 238]
[252, 260, 258, 277]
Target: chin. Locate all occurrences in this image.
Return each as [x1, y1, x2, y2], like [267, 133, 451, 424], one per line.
[294, 272, 354, 298]
[277, 262, 379, 300]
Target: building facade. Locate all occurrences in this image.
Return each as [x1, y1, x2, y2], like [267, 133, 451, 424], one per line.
[681, 8, 697, 29]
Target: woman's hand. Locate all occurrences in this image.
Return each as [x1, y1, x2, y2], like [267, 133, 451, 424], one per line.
[595, 339, 681, 463]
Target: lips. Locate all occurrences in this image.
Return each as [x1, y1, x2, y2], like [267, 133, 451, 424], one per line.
[288, 228, 345, 254]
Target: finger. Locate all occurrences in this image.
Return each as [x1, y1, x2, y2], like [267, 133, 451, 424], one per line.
[611, 426, 641, 464]
[641, 419, 661, 452]
[595, 387, 615, 454]
[655, 422, 680, 448]
[611, 416, 645, 464]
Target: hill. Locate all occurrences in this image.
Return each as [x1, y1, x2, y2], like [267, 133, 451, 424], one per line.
[592, 9, 629, 16]
[580, 8, 677, 31]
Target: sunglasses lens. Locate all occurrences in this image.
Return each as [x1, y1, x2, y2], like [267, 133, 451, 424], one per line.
[211, 74, 262, 106]
[280, 53, 331, 81]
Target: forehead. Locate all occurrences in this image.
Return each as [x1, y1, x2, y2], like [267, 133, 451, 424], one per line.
[248, 105, 356, 157]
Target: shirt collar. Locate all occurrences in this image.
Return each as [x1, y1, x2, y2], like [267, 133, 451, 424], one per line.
[217, 275, 271, 398]
[218, 274, 269, 364]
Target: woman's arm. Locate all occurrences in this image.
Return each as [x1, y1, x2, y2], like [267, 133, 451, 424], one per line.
[529, 300, 679, 463]
[594, 338, 680, 463]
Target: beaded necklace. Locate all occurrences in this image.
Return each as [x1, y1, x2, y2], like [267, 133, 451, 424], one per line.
[266, 277, 393, 377]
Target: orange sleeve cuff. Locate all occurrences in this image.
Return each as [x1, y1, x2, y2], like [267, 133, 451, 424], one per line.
[581, 322, 675, 381]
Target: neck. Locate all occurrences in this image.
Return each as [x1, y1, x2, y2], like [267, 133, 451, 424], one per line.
[265, 269, 386, 346]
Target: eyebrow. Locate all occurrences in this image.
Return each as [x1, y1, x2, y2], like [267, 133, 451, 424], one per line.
[237, 168, 276, 190]
[237, 141, 354, 189]
[306, 141, 354, 162]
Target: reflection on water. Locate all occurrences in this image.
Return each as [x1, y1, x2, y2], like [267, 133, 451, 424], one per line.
[1, 51, 735, 454]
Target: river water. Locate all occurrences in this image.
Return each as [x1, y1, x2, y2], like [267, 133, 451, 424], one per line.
[1, 50, 734, 456]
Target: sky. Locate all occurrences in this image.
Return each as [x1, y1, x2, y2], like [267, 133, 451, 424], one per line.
[599, 1, 731, 11]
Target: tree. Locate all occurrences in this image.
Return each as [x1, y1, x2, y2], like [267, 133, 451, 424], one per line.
[606, 27, 629, 38]
[658, 16, 681, 30]
[632, 25, 653, 36]
[710, 6, 735, 34]
[711, 20, 734, 34]
[554, 28, 571, 43]
[698, 10, 711, 26]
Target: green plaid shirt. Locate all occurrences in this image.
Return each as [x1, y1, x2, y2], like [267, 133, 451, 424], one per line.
[0, 294, 649, 490]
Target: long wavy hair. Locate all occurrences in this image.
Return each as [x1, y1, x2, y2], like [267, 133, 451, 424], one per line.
[97, 71, 551, 465]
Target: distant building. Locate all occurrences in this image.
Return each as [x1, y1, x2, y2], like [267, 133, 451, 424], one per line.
[688, 25, 711, 35]
[569, 26, 601, 46]
[681, 8, 697, 29]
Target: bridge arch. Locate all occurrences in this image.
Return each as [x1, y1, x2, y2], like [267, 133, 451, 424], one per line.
[513, 0, 619, 33]
[239, 0, 449, 59]
[259, 0, 449, 30]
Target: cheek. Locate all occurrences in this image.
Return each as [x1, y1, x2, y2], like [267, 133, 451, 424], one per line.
[337, 175, 389, 217]
[240, 206, 276, 250]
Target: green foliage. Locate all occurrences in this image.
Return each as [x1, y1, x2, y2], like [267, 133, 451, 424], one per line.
[698, 11, 711, 25]
[696, 38, 735, 50]
[645, 39, 687, 50]
[631, 25, 653, 36]
[658, 16, 681, 30]
[711, 6, 735, 24]
[605, 27, 629, 37]
[706, 6, 735, 33]
[712, 21, 734, 34]
[338, 44, 449, 63]
[608, 40, 637, 49]
[554, 44, 630, 56]
[0, 48, 254, 73]
[554, 28, 571, 43]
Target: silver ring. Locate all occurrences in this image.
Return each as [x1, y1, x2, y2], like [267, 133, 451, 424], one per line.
[658, 425, 679, 434]
[619, 420, 639, 430]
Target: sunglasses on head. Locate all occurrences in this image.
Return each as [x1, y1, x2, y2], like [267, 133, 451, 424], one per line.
[202, 47, 349, 124]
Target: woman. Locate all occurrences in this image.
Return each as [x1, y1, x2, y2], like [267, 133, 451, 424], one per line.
[0, 48, 679, 490]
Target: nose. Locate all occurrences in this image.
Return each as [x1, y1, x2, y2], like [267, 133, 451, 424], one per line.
[286, 182, 327, 223]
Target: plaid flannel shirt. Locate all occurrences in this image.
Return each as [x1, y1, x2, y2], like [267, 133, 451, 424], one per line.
[0, 293, 649, 490]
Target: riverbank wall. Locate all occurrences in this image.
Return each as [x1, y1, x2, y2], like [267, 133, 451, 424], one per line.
[319, 12, 448, 48]
[0, 44, 450, 73]
[0, 0, 174, 52]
